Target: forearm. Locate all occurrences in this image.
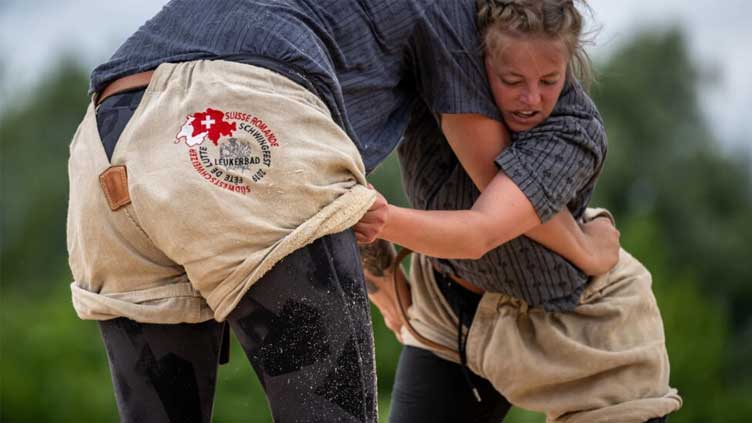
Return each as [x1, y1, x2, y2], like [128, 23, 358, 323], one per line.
[452, 139, 595, 266]
[381, 174, 540, 259]
[381, 206, 492, 259]
[524, 211, 592, 270]
[441, 113, 593, 263]
[377, 178, 591, 263]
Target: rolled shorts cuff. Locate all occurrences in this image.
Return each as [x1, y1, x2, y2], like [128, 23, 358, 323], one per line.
[206, 184, 376, 321]
[552, 388, 683, 423]
[71, 281, 215, 323]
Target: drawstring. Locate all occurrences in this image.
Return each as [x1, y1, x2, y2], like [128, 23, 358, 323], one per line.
[391, 247, 482, 402]
[457, 293, 482, 403]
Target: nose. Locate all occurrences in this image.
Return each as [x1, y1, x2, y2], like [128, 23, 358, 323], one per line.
[520, 83, 541, 106]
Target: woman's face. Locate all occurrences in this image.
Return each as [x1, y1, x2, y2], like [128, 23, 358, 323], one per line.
[485, 35, 569, 132]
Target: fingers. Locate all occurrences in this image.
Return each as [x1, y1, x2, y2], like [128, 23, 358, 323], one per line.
[366, 199, 381, 212]
[355, 232, 375, 244]
[355, 233, 373, 244]
[354, 223, 380, 244]
[354, 191, 389, 243]
[590, 215, 614, 226]
[356, 233, 375, 244]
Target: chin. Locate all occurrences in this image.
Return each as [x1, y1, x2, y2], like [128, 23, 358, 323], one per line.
[508, 122, 535, 133]
[503, 113, 539, 133]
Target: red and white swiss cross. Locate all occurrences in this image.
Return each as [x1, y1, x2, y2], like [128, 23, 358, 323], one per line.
[175, 108, 280, 195]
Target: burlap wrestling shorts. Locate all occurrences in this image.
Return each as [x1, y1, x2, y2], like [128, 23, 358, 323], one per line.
[400, 209, 683, 423]
[67, 60, 375, 323]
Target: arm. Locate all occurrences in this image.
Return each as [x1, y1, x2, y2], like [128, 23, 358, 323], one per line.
[423, 113, 617, 273]
[439, 113, 507, 191]
[380, 176, 617, 273]
[380, 172, 538, 260]
[356, 184, 529, 260]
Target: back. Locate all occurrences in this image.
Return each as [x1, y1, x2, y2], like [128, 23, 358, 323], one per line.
[91, 0, 500, 172]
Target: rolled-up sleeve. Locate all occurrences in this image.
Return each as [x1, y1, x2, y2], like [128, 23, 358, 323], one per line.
[496, 114, 605, 222]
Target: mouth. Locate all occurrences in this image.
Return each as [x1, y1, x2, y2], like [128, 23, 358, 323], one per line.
[511, 110, 540, 120]
[506, 110, 542, 130]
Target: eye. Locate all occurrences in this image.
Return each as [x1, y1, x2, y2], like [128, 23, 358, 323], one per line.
[541, 79, 559, 86]
[500, 78, 523, 86]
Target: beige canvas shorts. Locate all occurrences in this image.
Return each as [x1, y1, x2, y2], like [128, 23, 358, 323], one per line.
[67, 60, 375, 323]
[401, 209, 683, 423]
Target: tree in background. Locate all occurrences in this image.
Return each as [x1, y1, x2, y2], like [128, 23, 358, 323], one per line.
[1, 60, 86, 292]
[591, 27, 752, 415]
[593, 29, 752, 326]
[2, 28, 751, 422]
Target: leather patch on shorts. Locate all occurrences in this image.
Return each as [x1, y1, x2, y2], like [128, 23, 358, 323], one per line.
[99, 166, 131, 211]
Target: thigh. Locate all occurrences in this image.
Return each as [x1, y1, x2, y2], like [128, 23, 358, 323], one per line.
[98, 318, 224, 423]
[389, 346, 511, 423]
[227, 229, 377, 423]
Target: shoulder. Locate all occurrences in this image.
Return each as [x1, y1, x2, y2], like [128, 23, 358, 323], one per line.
[406, 0, 480, 47]
[553, 81, 603, 125]
[517, 81, 606, 153]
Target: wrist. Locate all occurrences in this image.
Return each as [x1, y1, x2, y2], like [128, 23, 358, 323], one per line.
[379, 205, 401, 243]
[575, 227, 597, 272]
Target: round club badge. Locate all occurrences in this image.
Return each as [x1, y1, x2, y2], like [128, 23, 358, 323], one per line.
[175, 108, 280, 195]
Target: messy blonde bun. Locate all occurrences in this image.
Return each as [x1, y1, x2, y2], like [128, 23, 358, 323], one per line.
[477, 0, 595, 87]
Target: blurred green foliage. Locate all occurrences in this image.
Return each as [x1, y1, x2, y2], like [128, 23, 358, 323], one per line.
[590, 28, 752, 400]
[2, 28, 751, 422]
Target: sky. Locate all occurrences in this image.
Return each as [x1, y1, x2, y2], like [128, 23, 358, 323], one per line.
[1, 0, 750, 153]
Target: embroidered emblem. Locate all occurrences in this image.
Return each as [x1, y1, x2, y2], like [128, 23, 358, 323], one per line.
[175, 108, 280, 195]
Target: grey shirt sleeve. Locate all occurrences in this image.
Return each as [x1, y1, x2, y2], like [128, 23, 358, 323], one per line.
[495, 84, 606, 222]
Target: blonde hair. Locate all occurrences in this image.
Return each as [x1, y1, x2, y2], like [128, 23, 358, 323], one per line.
[477, 0, 595, 88]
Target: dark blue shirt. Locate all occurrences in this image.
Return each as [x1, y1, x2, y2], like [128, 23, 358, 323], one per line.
[90, 0, 501, 173]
